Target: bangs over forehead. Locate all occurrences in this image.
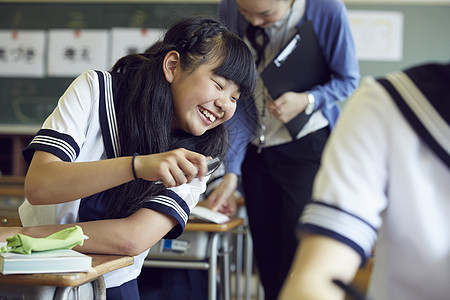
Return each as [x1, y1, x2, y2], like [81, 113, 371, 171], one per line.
[212, 32, 257, 99]
[168, 16, 257, 99]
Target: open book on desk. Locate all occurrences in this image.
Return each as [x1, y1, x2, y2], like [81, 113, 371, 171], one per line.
[0, 246, 92, 275]
[261, 19, 331, 138]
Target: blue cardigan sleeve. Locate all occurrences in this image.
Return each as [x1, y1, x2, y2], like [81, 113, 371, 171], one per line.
[219, 0, 360, 175]
[223, 96, 259, 176]
[306, 0, 360, 125]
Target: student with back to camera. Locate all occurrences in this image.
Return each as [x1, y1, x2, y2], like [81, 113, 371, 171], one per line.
[280, 62, 450, 300]
[0, 16, 257, 300]
[206, 0, 360, 298]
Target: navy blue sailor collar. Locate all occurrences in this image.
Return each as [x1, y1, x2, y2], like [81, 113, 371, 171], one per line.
[95, 70, 122, 159]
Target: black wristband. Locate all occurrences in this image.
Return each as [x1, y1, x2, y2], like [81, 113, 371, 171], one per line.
[132, 153, 139, 180]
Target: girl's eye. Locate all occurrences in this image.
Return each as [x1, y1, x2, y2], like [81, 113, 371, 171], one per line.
[214, 80, 223, 90]
[238, 8, 248, 16]
[231, 95, 240, 102]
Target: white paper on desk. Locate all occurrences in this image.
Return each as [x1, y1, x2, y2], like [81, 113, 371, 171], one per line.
[348, 10, 404, 62]
[110, 27, 165, 68]
[47, 29, 109, 77]
[0, 30, 46, 78]
[191, 206, 230, 224]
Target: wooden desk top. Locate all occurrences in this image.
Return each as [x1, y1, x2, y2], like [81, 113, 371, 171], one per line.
[185, 218, 243, 232]
[0, 176, 25, 186]
[0, 188, 25, 197]
[0, 254, 133, 287]
[0, 176, 25, 197]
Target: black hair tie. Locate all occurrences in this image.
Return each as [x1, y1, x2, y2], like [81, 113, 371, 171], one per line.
[132, 153, 139, 180]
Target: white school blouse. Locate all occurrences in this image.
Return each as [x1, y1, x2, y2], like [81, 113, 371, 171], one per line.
[300, 74, 450, 299]
[19, 70, 207, 288]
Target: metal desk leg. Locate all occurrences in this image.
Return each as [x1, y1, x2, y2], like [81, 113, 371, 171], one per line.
[208, 233, 220, 300]
[221, 232, 231, 300]
[53, 276, 106, 300]
[53, 286, 73, 300]
[92, 276, 106, 300]
[245, 225, 253, 300]
[235, 226, 244, 300]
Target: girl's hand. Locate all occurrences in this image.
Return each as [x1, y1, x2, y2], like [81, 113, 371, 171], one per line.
[206, 173, 239, 217]
[134, 148, 208, 187]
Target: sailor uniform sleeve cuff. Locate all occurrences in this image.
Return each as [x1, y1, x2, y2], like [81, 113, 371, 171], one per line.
[142, 189, 190, 239]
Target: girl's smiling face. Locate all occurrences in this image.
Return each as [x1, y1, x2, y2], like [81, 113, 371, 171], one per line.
[164, 51, 240, 136]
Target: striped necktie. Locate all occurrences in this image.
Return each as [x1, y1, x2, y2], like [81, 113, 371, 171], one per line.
[246, 24, 269, 66]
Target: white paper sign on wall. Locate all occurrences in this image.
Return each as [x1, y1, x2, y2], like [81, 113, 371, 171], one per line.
[110, 27, 165, 68]
[348, 10, 404, 61]
[47, 29, 109, 77]
[0, 30, 46, 78]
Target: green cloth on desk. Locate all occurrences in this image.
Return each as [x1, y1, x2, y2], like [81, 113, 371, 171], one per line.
[0, 225, 85, 254]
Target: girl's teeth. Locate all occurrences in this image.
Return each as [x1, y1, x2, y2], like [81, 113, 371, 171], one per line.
[201, 108, 215, 122]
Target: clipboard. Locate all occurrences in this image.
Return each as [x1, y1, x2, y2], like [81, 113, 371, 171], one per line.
[261, 20, 331, 138]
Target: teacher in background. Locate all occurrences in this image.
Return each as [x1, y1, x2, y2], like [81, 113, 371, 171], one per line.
[206, 0, 360, 299]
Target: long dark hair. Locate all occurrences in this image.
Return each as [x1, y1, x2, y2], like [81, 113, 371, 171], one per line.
[104, 16, 257, 218]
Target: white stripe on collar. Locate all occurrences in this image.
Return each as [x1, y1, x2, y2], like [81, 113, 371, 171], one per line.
[387, 71, 450, 155]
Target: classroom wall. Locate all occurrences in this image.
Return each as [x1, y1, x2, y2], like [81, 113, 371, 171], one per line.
[0, 1, 449, 126]
[0, 2, 218, 126]
[345, 2, 450, 77]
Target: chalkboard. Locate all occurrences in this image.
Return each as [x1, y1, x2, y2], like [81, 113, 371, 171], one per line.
[1, 2, 449, 127]
[0, 2, 219, 126]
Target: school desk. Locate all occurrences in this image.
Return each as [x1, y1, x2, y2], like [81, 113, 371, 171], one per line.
[0, 177, 254, 299]
[0, 177, 137, 299]
[0, 254, 134, 300]
[144, 217, 244, 300]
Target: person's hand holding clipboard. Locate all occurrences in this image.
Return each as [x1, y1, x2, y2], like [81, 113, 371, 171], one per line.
[265, 92, 312, 124]
[261, 20, 331, 138]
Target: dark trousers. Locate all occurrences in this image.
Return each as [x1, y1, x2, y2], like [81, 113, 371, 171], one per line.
[137, 268, 210, 300]
[107, 278, 140, 300]
[242, 127, 329, 300]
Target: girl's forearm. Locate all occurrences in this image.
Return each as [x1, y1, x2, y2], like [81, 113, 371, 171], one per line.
[72, 209, 178, 256]
[1, 209, 177, 257]
[279, 234, 361, 300]
[25, 151, 135, 205]
[25, 148, 207, 205]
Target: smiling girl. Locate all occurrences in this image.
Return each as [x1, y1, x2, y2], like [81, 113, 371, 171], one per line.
[1, 16, 256, 299]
